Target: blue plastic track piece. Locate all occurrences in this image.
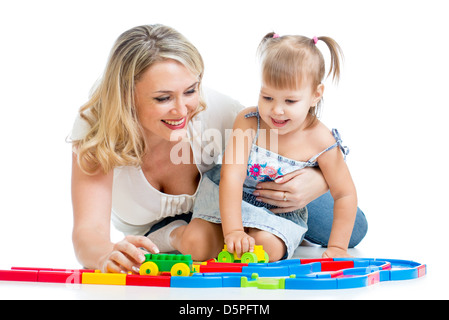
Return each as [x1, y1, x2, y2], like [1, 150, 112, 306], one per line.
[284, 277, 338, 290]
[242, 264, 290, 277]
[193, 272, 254, 287]
[170, 275, 223, 288]
[289, 262, 321, 276]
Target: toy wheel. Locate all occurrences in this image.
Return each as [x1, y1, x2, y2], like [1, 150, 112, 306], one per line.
[171, 263, 191, 277]
[241, 252, 258, 263]
[140, 261, 159, 276]
[217, 251, 234, 263]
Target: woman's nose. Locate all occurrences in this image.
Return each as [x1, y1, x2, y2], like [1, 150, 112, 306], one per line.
[171, 97, 188, 116]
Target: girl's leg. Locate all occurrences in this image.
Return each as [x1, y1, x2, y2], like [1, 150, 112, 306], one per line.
[247, 228, 286, 262]
[304, 191, 368, 247]
[171, 218, 224, 261]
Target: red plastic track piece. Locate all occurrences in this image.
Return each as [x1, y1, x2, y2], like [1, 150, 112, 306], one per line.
[199, 264, 243, 273]
[321, 260, 354, 272]
[300, 258, 333, 264]
[330, 270, 344, 278]
[37, 271, 84, 284]
[0, 270, 39, 282]
[367, 272, 380, 285]
[126, 274, 171, 287]
[417, 265, 426, 278]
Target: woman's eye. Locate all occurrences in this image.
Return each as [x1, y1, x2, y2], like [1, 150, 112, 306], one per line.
[154, 96, 170, 102]
[185, 89, 196, 95]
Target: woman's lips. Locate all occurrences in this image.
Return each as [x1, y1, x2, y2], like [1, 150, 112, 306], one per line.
[161, 117, 186, 129]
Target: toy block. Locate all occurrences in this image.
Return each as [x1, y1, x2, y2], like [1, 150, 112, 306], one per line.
[0, 269, 38, 282]
[242, 264, 290, 277]
[241, 273, 286, 290]
[11, 267, 96, 273]
[140, 253, 193, 276]
[170, 275, 223, 288]
[417, 264, 426, 277]
[82, 272, 127, 285]
[300, 258, 333, 264]
[321, 260, 354, 272]
[199, 264, 243, 273]
[285, 277, 338, 290]
[330, 270, 344, 278]
[38, 270, 82, 284]
[126, 274, 171, 287]
[11, 267, 66, 272]
[336, 275, 369, 289]
[289, 262, 321, 276]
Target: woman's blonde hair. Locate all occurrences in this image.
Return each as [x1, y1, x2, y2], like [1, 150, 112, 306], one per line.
[257, 32, 343, 127]
[72, 24, 205, 175]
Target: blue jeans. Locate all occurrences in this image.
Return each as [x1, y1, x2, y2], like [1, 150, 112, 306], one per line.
[304, 191, 368, 247]
[147, 191, 368, 248]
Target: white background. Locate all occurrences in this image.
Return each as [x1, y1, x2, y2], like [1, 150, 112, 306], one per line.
[0, 0, 448, 299]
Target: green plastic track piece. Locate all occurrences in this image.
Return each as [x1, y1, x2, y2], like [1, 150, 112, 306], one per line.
[240, 273, 287, 290]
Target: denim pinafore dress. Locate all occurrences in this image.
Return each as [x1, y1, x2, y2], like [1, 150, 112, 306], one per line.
[192, 109, 349, 259]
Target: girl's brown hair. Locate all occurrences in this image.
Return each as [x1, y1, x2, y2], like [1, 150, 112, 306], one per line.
[257, 32, 343, 126]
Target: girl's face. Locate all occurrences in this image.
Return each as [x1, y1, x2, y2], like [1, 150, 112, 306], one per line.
[134, 59, 200, 143]
[258, 82, 324, 135]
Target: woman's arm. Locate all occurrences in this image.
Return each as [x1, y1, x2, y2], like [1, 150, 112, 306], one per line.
[254, 166, 329, 213]
[71, 153, 158, 272]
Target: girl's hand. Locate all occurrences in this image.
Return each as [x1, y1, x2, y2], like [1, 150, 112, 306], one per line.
[254, 167, 328, 213]
[224, 231, 255, 258]
[98, 235, 159, 274]
[322, 246, 352, 259]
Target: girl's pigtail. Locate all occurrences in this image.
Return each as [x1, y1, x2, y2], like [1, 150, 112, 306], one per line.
[257, 32, 280, 56]
[316, 36, 344, 83]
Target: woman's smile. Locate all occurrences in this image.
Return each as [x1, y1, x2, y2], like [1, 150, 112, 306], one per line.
[161, 117, 187, 129]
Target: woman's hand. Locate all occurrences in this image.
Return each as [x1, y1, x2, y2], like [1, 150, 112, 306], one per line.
[253, 167, 328, 213]
[98, 235, 160, 274]
[224, 230, 255, 258]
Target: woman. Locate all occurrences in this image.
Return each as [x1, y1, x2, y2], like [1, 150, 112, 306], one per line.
[70, 24, 367, 273]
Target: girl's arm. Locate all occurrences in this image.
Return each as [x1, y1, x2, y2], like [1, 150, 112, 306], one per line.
[219, 109, 256, 257]
[71, 153, 158, 272]
[317, 138, 357, 258]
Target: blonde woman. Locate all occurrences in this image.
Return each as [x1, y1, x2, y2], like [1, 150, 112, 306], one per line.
[70, 25, 366, 273]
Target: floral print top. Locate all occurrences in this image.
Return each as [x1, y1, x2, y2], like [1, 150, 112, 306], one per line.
[243, 110, 349, 190]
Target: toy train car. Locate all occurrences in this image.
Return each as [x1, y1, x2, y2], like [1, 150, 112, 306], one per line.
[139, 253, 193, 277]
[217, 245, 269, 263]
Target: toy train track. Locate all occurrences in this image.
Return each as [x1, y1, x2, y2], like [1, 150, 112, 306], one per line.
[0, 256, 426, 290]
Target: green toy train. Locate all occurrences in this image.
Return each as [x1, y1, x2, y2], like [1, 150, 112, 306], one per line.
[139, 253, 193, 276]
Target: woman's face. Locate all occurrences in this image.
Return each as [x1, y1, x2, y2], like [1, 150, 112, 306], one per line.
[134, 59, 200, 143]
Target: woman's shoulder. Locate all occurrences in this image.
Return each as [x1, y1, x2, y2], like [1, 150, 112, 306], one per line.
[69, 111, 91, 141]
[197, 87, 244, 131]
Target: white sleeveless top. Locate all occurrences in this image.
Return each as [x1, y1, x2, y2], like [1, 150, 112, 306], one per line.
[70, 87, 243, 235]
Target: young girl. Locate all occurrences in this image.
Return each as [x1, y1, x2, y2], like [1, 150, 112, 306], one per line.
[192, 32, 357, 261]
